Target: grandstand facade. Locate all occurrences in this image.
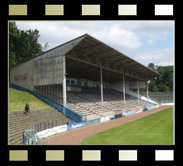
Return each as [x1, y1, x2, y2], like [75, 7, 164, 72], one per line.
[10, 34, 159, 121]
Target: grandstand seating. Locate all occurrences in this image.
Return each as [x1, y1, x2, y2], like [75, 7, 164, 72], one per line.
[140, 91, 173, 103]
[36, 85, 155, 121]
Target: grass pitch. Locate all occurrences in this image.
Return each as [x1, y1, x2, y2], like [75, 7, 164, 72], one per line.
[82, 107, 173, 145]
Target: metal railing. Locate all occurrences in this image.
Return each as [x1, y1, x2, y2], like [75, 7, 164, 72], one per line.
[23, 118, 75, 145]
[26, 119, 75, 133]
[161, 100, 173, 103]
[23, 129, 41, 145]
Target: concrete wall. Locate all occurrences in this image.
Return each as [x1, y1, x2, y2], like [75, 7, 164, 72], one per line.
[65, 77, 110, 88]
[129, 80, 147, 89]
[87, 80, 93, 87]
[80, 79, 85, 86]
[10, 59, 34, 90]
[111, 80, 130, 92]
[34, 56, 63, 86]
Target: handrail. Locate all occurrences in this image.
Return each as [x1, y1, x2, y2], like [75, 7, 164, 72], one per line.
[24, 129, 50, 145]
[24, 130, 37, 145]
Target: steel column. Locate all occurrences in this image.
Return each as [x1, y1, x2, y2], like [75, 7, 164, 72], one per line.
[147, 81, 149, 101]
[137, 78, 139, 103]
[46, 85, 47, 96]
[100, 67, 103, 107]
[123, 70, 126, 106]
[53, 85, 54, 99]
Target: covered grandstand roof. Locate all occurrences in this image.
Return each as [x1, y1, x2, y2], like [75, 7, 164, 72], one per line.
[33, 34, 159, 82]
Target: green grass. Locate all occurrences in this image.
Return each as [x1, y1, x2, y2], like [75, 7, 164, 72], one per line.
[82, 107, 173, 145]
[9, 88, 53, 112]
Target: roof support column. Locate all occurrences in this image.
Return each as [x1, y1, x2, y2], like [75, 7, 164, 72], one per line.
[123, 70, 125, 106]
[49, 85, 50, 97]
[46, 85, 47, 97]
[100, 67, 103, 107]
[57, 84, 59, 101]
[50, 85, 52, 98]
[62, 55, 67, 110]
[137, 78, 139, 103]
[147, 81, 149, 102]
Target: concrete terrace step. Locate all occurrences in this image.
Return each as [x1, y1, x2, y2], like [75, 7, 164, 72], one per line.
[9, 137, 23, 145]
[9, 132, 23, 142]
[9, 109, 71, 145]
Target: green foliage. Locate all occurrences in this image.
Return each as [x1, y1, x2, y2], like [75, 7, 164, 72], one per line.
[9, 22, 44, 68]
[42, 42, 50, 51]
[148, 79, 158, 92]
[9, 22, 20, 67]
[82, 107, 173, 145]
[148, 63, 173, 92]
[148, 63, 156, 71]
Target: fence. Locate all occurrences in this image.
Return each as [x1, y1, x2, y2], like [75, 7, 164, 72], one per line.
[161, 100, 173, 103]
[26, 118, 74, 133]
[161, 100, 174, 106]
[23, 113, 121, 145]
[23, 129, 50, 145]
[23, 129, 40, 145]
[87, 118, 101, 125]
[23, 118, 74, 145]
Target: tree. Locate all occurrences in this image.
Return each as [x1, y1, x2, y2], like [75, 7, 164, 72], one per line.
[148, 79, 158, 92]
[17, 30, 31, 62]
[147, 63, 173, 92]
[148, 63, 156, 71]
[9, 22, 20, 67]
[42, 42, 50, 51]
[26, 29, 43, 57]
[9, 22, 44, 68]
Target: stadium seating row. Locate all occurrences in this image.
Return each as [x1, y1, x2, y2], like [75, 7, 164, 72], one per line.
[140, 91, 173, 103]
[34, 85, 154, 121]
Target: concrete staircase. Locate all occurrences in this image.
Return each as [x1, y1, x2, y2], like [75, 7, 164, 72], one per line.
[9, 109, 72, 145]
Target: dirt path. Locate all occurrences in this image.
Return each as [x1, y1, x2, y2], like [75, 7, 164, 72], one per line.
[48, 106, 172, 145]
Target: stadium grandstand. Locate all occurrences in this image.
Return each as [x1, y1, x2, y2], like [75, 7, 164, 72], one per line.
[10, 34, 160, 122]
[140, 91, 173, 104]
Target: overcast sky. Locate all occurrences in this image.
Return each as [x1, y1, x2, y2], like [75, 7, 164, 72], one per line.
[15, 21, 174, 66]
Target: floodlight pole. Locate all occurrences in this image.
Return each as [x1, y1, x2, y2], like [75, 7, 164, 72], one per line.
[123, 70, 126, 106]
[100, 66, 103, 107]
[62, 55, 67, 110]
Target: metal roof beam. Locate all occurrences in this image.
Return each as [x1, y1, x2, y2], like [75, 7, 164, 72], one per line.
[66, 54, 146, 81]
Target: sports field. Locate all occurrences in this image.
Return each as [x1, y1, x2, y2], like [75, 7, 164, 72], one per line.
[82, 106, 173, 145]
